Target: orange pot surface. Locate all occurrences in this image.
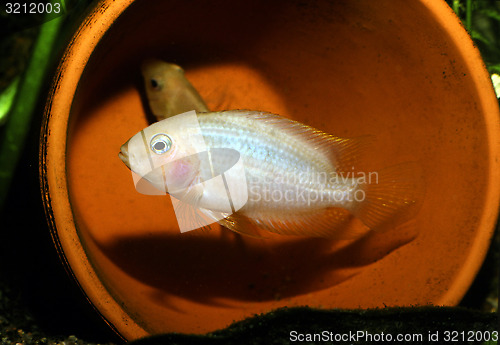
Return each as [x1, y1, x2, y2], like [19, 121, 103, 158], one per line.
[40, 0, 500, 340]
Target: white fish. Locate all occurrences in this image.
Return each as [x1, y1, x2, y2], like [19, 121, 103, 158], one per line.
[119, 110, 424, 238]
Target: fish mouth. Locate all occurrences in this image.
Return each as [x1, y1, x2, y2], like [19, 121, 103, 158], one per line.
[118, 142, 131, 169]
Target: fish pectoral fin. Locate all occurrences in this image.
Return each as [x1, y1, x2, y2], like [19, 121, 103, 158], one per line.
[171, 186, 214, 233]
[173, 184, 203, 207]
[215, 213, 268, 239]
[248, 208, 370, 240]
[172, 200, 213, 233]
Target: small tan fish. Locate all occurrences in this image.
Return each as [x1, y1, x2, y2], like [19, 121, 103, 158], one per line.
[141, 59, 209, 120]
[119, 110, 424, 239]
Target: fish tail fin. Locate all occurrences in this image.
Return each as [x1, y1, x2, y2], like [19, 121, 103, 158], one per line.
[351, 162, 425, 231]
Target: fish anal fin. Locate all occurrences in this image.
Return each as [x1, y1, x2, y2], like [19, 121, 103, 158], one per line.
[248, 208, 370, 240]
[217, 213, 267, 239]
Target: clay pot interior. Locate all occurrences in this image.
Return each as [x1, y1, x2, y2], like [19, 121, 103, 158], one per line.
[43, 0, 500, 340]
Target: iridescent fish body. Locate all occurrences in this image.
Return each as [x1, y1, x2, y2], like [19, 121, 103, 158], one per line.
[119, 110, 423, 238]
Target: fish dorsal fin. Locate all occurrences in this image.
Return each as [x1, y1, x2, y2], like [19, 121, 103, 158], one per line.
[326, 136, 372, 174]
[245, 207, 370, 240]
[221, 110, 370, 173]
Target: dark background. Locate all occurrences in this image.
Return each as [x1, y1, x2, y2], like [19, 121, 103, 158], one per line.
[0, 0, 498, 344]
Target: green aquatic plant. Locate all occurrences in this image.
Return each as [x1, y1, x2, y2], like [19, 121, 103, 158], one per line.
[0, 5, 64, 211]
[0, 76, 20, 126]
[452, 0, 500, 74]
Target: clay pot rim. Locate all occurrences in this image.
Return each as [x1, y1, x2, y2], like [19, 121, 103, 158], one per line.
[39, 0, 500, 341]
[424, 0, 500, 305]
[40, 0, 141, 340]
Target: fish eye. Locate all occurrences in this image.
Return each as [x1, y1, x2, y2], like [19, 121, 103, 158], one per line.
[150, 78, 160, 89]
[150, 134, 172, 154]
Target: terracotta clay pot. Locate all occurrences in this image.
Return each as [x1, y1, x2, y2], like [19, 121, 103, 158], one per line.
[40, 0, 500, 341]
